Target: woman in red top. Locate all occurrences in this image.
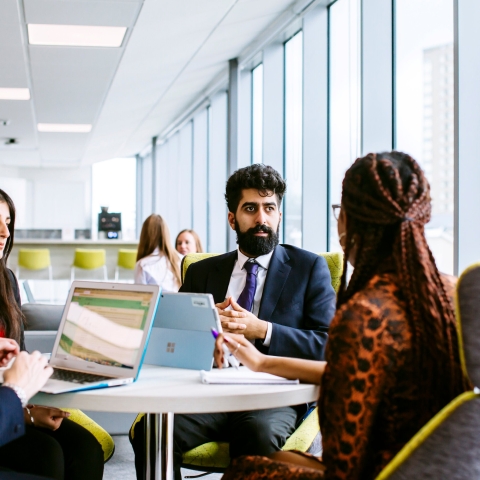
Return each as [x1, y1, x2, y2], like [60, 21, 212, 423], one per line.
[0, 189, 104, 480]
[216, 152, 468, 480]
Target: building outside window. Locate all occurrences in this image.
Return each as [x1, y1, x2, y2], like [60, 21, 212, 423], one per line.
[395, 0, 454, 274]
[284, 31, 303, 247]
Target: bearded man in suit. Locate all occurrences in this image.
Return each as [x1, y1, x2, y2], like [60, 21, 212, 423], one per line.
[130, 164, 336, 480]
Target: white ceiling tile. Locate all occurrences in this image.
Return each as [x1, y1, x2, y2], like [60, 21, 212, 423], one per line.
[0, 101, 36, 147]
[0, 0, 30, 87]
[38, 132, 89, 162]
[0, 150, 42, 167]
[24, 0, 142, 26]
[6, 0, 300, 165]
[29, 46, 122, 123]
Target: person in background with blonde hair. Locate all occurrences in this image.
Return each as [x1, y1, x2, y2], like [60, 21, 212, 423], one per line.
[134, 214, 181, 291]
[175, 229, 203, 256]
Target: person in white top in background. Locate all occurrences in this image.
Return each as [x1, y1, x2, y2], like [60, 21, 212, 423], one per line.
[134, 214, 182, 291]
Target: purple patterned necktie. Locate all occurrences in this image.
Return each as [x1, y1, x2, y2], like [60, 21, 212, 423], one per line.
[236, 260, 259, 312]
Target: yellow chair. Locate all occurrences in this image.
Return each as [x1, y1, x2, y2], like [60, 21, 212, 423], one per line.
[115, 249, 137, 280]
[16, 249, 53, 281]
[181, 253, 221, 283]
[62, 408, 115, 463]
[181, 251, 343, 291]
[133, 251, 343, 474]
[71, 249, 107, 282]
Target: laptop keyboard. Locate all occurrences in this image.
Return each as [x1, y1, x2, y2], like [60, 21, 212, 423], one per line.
[51, 369, 112, 384]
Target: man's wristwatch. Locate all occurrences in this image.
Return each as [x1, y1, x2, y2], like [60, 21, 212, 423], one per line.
[3, 383, 27, 408]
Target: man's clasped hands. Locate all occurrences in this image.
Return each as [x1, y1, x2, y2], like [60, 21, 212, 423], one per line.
[216, 296, 268, 341]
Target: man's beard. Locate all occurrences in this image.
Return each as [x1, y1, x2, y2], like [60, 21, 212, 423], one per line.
[235, 223, 279, 257]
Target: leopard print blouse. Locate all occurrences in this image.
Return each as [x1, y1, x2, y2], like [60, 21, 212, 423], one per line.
[320, 272, 458, 479]
[222, 272, 458, 480]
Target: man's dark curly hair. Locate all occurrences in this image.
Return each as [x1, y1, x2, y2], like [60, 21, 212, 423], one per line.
[225, 164, 287, 213]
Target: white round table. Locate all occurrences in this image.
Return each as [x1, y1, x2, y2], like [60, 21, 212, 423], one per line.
[32, 365, 320, 480]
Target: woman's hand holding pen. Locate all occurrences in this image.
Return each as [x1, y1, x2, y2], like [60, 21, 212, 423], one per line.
[214, 332, 266, 372]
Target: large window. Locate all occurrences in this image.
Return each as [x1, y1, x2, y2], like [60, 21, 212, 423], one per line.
[329, 0, 360, 251]
[92, 157, 136, 240]
[251, 63, 264, 164]
[284, 31, 303, 247]
[395, 0, 454, 274]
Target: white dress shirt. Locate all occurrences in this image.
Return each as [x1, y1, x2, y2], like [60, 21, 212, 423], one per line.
[134, 248, 181, 292]
[225, 248, 274, 346]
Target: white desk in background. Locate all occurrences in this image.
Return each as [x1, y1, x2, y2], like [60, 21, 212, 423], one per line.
[32, 365, 319, 480]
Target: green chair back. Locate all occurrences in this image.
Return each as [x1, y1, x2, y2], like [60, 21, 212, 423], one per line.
[181, 251, 343, 292]
[181, 253, 220, 283]
[317, 251, 343, 292]
[18, 249, 51, 270]
[73, 249, 106, 270]
[117, 249, 138, 270]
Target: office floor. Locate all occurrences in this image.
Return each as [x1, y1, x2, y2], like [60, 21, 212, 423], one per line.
[104, 435, 223, 480]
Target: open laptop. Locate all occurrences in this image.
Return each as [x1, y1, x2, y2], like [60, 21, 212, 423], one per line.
[40, 281, 160, 394]
[144, 292, 221, 370]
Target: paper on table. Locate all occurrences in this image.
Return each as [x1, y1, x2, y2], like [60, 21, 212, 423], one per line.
[200, 367, 299, 385]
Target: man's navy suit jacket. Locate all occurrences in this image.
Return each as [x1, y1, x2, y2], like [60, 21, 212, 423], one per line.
[0, 386, 25, 448]
[180, 244, 336, 361]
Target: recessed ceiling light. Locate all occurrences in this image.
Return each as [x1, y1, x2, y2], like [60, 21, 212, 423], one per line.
[37, 123, 92, 133]
[0, 88, 30, 100]
[28, 24, 127, 48]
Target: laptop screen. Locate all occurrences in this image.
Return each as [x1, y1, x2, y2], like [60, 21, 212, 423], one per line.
[55, 286, 155, 369]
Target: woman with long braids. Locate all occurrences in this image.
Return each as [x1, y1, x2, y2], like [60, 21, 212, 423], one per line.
[0, 189, 104, 480]
[213, 152, 469, 480]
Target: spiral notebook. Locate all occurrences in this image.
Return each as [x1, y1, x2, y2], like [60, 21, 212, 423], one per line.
[200, 367, 299, 385]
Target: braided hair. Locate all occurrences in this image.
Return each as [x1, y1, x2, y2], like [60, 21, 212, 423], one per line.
[338, 151, 468, 414]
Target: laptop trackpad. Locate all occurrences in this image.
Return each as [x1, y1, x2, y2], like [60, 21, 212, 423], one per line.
[145, 328, 214, 371]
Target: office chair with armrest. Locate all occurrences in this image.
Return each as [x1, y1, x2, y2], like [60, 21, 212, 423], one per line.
[375, 262, 480, 479]
[132, 250, 343, 475]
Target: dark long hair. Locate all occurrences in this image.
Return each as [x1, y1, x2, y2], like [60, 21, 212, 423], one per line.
[338, 152, 468, 414]
[0, 189, 24, 343]
[137, 214, 181, 287]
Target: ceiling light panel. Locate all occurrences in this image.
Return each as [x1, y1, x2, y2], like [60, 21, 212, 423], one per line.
[28, 24, 127, 47]
[0, 88, 30, 100]
[38, 123, 92, 133]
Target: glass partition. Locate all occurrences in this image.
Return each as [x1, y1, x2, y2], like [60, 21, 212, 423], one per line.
[395, 0, 454, 274]
[284, 31, 303, 247]
[251, 63, 264, 164]
[329, 0, 361, 251]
